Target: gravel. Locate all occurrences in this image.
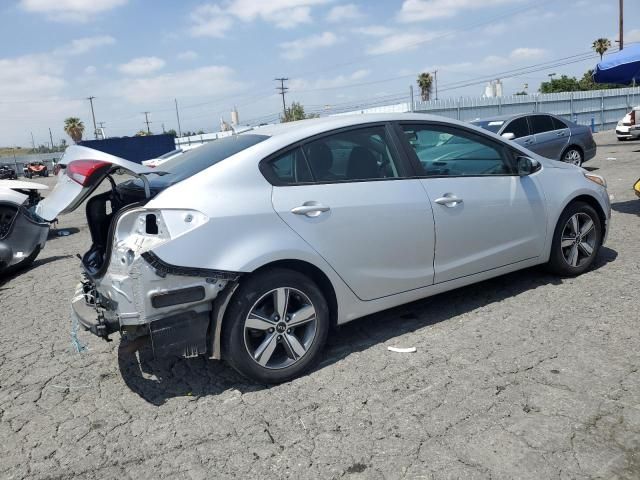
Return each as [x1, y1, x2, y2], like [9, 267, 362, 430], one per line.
[0, 129, 639, 479]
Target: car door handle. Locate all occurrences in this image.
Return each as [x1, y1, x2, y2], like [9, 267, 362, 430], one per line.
[291, 204, 330, 217]
[434, 195, 463, 207]
[556, 131, 566, 136]
[524, 138, 534, 144]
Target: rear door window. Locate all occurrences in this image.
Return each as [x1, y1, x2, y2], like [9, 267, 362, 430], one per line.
[551, 116, 568, 130]
[265, 148, 313, 184]
[530, 115, 556, 134]
[302, 126, 402, 182]
[503, 117, 530, 138]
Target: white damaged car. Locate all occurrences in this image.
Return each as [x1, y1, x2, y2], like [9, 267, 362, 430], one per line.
[37, 114, 611, 383]
[0, 180, 49, 274]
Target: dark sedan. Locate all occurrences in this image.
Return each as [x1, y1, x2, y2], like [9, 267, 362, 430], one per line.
[0, 164, 17, 180]
[472, 113, 596, 167]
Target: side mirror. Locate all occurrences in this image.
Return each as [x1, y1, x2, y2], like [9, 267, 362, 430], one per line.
[501, 132, 516, 140]
[516, 156, 540, 176]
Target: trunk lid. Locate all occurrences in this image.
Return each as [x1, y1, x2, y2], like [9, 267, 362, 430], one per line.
[36, 145, 154, 221]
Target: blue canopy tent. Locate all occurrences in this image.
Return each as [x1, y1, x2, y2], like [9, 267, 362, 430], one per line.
[593, 44, 640, 84]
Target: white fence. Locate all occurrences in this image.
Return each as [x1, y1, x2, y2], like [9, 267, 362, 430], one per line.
[340, 87, 640, 131]
[415, 87, 640, 130]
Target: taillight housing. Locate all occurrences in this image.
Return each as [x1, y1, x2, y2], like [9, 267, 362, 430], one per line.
[67, 160, 111, 186]
[631, 109, 636, 125]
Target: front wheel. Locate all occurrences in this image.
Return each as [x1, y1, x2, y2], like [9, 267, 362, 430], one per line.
[562, 147, 583, 167]
[547, 202, 602, 276]
[222, 268, 329, 384]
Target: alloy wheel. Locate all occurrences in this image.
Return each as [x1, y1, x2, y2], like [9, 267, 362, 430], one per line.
[560, 212, 597, 267]
[563, 149, 582, 166]
[243, 287, 317, 370]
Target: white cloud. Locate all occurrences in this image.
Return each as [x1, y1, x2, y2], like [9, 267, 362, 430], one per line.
[326, 4, 364, 23]
[0, 54, 84, 145]
[397, 0, 516, 22]
[510, 47, 546, 60]
[289, 69, 371, 91]
[188, 0, 330, 36]
[366, 31, 443, 55]
[280, 32, 339, 60]
[177, 50, 199, 61]
[481, 48, 547, 68]
[189, 4, 234, 38]
[627, 30, 640, 44]
[118, 65, 244, 103]
[20, 0, 128, 22]
[355, 25, 394, 36]
[56, 35, 116, 56]
[118, 57, 166, 76]
[84, 65, 97, 75]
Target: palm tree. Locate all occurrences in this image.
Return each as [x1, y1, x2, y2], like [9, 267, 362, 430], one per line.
[417, 72, 434, 101]
[592, 38, 612, 61]
[64, 117, 85, 144]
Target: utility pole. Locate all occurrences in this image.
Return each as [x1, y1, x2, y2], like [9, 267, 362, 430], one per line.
[30, 132, 35, 149]
[174, 98, 182, 137]
[162, 123, 166, 134]
[87, 96, 98, 139]
[619, 0, 624, 50]
[433, 70, 438, 101]
[97, 122, 106, 139]
[143, 112, 152, 134]
[49, 128, 54, 150]
[275, 78, 289, 119]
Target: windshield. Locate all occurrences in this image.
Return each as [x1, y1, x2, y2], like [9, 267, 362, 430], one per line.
[471, 120, 504, 134]
[127, 133, 269, 191]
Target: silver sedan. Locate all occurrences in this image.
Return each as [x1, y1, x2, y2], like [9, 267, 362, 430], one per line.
[38, 113, 611, 384]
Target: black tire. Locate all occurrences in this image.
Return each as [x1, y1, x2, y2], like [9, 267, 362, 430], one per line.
[222, 268, 329, 384]
[546, 202, 602, 276]
[561, 146, 583, 167]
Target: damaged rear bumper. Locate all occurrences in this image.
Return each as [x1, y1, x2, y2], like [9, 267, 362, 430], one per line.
[72, 250, 240, 358]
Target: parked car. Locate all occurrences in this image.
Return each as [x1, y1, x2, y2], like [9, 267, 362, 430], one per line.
[36, 114, 610, 383]
[0, 180, 49, 274]
[471, 113, 596, 167]
[615, 106, 640, 141]
[24, 161, 49, 178]
[0, 164, 18, 180]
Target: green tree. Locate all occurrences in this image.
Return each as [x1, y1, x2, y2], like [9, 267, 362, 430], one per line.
[514, 91, 528, 95]
[64, 117, 85, 144]
[417, 72, 434, 101]
[578, 69, 618, 90]
[539, 75, 582, 93]
[281, 101, 318, 122]
[166, 129, 177, 137]
[592, 38, 612, 61]
[135, 130, 150, 136]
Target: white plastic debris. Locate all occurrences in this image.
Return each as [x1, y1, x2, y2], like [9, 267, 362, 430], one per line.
[606, 157, 617, 160]
[387, 346, 417, 353]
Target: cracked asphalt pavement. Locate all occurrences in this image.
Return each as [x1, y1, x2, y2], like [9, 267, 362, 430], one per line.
[0, 130, 639, 479]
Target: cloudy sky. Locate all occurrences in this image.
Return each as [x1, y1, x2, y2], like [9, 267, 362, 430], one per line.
[0, 0, 638, 146]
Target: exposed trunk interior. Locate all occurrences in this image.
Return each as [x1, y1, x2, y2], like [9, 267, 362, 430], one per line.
[82, 177, 157, 278]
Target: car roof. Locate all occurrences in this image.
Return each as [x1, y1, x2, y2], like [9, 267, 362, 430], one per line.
[248, 112, 482, 147]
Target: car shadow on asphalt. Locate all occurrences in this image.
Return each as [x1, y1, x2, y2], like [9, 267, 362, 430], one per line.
[0, 254, 73, 288]
[117, 247, 618, 406]
[611, 199, 640, 215]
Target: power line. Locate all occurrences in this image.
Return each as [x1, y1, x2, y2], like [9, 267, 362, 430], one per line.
[275, 78, 289, 119]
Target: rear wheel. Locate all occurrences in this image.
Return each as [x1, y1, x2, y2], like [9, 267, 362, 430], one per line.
[562, 147, 583, 167]
[222, 268, 329, 384]
[547, 202, 602, 276]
